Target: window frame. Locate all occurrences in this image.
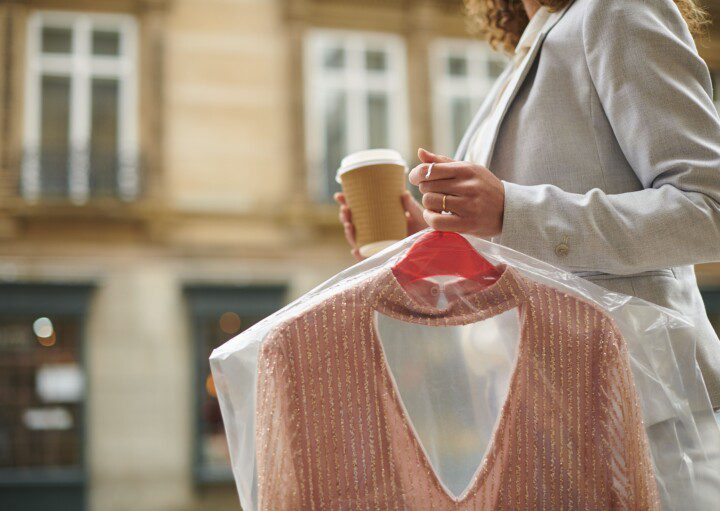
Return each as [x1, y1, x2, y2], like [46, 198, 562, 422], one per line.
[303, 28, 410, 201]
[184, 283, 287, 484]
[22, 10, 139, 204]
[429, 38, 508, 157]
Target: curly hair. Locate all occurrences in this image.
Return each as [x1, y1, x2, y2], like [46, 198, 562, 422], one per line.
[464, 0, 711, 53]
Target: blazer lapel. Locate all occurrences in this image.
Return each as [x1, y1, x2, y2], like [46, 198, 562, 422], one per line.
[453, 63, 516, 161]
[455, 3, 574, 163]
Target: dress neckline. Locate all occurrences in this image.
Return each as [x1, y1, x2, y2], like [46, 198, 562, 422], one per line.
[360, 263, 530, 505]
[361, 262, 530, 326]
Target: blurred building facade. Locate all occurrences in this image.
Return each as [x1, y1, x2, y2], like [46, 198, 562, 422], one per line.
[0, 0, 719, 510]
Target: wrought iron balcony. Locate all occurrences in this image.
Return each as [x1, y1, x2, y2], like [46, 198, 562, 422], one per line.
[21, 147, 143, 204]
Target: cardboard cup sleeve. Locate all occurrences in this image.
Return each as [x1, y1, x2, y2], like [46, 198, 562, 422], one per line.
[340, 164, 407, 257]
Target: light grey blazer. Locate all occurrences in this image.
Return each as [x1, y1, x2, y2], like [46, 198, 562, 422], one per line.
[454, 0, 720, 408]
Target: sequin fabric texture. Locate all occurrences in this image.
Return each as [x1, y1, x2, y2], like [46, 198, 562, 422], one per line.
[255, 264, 661, 510]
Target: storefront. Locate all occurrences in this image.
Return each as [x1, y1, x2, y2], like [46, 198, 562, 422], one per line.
[0, 283, 93, 510]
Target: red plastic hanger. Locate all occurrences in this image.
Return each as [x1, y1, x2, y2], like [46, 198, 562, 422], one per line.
[392, 230, 501, 289]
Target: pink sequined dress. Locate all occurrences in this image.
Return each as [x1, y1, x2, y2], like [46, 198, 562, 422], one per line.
[256, 264, 660, 510]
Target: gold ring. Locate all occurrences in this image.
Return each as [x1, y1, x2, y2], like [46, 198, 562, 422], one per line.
[442, 194, 447, 213]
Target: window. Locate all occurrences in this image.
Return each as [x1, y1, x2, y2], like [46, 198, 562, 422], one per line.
[22, 11, 139, 203]
[429, 39, 507, 157]
[0, 283, 93, 510]
[185, 284, 287, 482]
[711, 71, 720, 114]
[304, 29, 409, 201]
[703, 288, 720, 336]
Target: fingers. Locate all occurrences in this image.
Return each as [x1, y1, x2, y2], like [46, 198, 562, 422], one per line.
[338, 203, 352, 225]
[402, 191, 430, 235]
[418, 147, 454, 164]
[334, 192, 357, 247]
[408, 161, 468, 186]
[421, 192, 462, 215]
[342, 217, 357, 247]
[422, 208, 463, 232]
[417, 178, 466, 195]
[401, 191, 421, 214]
[335, 193, 353, 225]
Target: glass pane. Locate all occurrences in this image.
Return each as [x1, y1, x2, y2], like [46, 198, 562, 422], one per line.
[39, 75, 70, 197]
[488, 57, 506, 79]
[365, 49, 387, 72]
[0, 315, 83, 469]
[368, 92, 389, 149]
[712, 72, 720, 112]
[707, 295, 720, 334]
[92, 30, 121, 56]
[448, 55, 468, 77]
[323, 47, 345, 69]
[41, 27, 72, 54]
[89, 78, 120, 197]
[199, 312, 266, 471]
[323, 90, 347, 199]
[450, 97, 472, 151]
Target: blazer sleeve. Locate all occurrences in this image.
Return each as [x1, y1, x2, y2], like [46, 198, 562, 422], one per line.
[256, 336, 302, 510]
[495, 0, 720, 275]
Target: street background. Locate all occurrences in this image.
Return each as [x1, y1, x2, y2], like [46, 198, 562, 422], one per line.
[0, 1, 719, 510]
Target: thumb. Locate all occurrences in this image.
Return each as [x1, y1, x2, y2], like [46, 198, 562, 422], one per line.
[418, 147, 454, 164]
[401, 191, 428, 234]
[401, 190, 422, 215]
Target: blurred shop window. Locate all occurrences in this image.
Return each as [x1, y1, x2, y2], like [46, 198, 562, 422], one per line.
[703, 288, 720, 336]
[21, 11, 139, 203]
[0, 284, 92, 511]
[429, 39, 507, 156]
[712, 71, 720, 113]
[185, 284, 287, 483]
[304, 29, 409, 201]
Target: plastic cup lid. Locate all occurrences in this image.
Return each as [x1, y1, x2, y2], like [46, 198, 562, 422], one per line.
[335, 149, 408, 183]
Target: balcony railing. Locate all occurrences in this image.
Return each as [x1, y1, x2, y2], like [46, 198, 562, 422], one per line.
[21, 147, 142, 203]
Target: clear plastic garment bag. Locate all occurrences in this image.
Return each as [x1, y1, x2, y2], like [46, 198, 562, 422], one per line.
[210, 229, 720, 511]
[375, 303, 523, 500]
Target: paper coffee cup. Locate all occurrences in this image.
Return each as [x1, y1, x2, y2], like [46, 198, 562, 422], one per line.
[336, 149, 408, 257]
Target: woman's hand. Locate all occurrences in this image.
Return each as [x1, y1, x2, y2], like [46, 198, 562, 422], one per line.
[334, 190, 427, 261]
[408, 148, 505, 237]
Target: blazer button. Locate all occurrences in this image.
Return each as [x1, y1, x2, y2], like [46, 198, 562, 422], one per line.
[555, 236, 570, 257]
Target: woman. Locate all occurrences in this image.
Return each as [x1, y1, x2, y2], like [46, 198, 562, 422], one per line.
[336, 0, 720, 495]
